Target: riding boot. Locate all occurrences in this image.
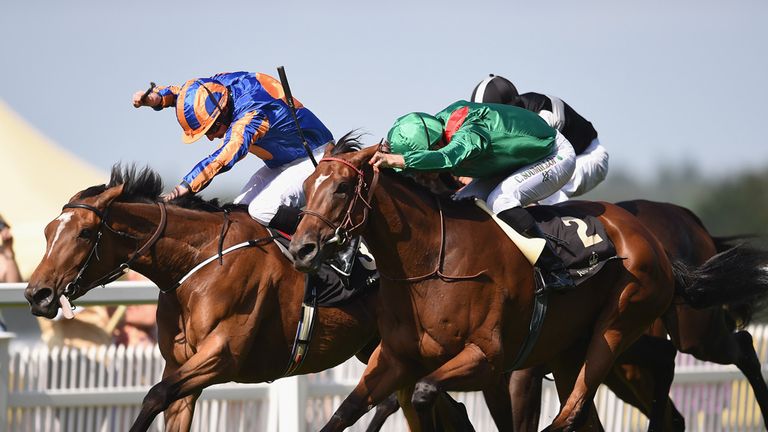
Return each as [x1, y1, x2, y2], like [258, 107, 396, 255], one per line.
[268, 205, 302, 235]
[328, 236, 360, 277]
[496, 207, 574, 292]
[526, 224, 575, 292]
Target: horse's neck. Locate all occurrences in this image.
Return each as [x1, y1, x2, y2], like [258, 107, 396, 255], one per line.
[111, 203, 225, 288]
[364, 174, 442, 277]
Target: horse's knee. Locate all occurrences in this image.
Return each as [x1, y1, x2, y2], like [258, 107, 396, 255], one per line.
[377, 393, 400, 416]
[142, 382, 173, 414]
[411, 380, 440, 412]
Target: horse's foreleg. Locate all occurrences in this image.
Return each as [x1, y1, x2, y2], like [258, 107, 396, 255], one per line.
[411, 343, 504, 432]
[365, 393, 401, 432]
[320, 345, 411, 432]
[129, 338, 232, 432]
[162, 392, 201, 432]
[545, 344, 603, 432]
[509, 366, 546, 432]
[395, 387, 475, 432]
[481, 373, 513, 432]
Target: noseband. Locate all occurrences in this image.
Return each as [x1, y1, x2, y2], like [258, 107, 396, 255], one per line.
[300, 157, 379, 246]
[61, 201, 167, 300]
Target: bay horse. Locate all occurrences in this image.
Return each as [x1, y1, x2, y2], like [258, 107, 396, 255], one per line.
[510, 199, 768, 431]
[23, 166, 392, 432]
[288, 141, 768, 431]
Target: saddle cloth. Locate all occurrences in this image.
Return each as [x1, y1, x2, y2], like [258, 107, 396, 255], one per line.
[269, 229, 379, 307]
[526, 205, 620, 286]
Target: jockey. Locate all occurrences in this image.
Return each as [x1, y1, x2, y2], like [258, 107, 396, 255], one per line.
[471, 74, 609, 204]
[132, 71, 333, 234]
[370, 100, 576, 290]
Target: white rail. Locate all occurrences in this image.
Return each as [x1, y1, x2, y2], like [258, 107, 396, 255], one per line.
[2, 283, 768, 431]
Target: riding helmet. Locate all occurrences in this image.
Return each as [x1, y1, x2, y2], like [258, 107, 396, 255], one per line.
[175, 78, 229, 143]
[387, 112, 444, 156]
[470, 74, 520, 105]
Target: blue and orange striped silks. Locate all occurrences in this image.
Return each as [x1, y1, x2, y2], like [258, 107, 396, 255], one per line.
[162, 72, 334, 193]
[174, 78, 230, 144]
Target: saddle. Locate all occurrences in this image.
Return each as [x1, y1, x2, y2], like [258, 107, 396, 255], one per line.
[525, 205, 620, 287]
[268, 228, 379, 307]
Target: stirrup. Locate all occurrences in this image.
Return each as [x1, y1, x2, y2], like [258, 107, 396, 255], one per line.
[534, 242, 575, 292]
[535, 266, 575, 293]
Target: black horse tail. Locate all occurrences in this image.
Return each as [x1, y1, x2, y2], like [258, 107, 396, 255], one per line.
[676, 244, 768, 326]
[711, 234, 759, 253]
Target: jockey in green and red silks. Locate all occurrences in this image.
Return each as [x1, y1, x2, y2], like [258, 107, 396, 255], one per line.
[379, 100, 576, 214]
[135, 71, 333, 231]
[374, 100, 578, 291]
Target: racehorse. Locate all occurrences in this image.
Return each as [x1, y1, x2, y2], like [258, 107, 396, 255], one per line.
[510, 199, 768, 431]
[22, 166, 391, 432]
[288, 140, 768, 431]
[617, 200, 768, 429]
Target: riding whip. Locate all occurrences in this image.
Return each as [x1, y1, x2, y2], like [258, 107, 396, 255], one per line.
[277, 66, 318, 166]
[140, 82, 156, 105]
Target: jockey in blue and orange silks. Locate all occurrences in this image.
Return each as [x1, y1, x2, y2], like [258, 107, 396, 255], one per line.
[132, 71, 333, 233]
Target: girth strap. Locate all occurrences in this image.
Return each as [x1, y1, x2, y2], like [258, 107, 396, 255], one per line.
[508, 271, 549, 371]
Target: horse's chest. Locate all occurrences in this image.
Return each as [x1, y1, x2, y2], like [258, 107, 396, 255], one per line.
[380, 303, 471, 362]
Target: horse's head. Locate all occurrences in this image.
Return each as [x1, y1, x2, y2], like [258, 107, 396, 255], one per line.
[24, 183, 126, 318]
[289, 135, 378, 272]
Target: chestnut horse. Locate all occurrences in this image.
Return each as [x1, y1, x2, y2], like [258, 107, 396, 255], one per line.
[510, 200, 768, 431]
[23, 166, 390, 432]
[288, 141, 768, 431]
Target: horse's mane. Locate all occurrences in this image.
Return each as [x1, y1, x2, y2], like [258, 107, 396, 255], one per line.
[78, 164, 225, 212]
[331, 131, 463, 199]
[330, 130, 365, 155]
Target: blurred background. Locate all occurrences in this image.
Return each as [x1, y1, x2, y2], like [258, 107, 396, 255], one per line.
[2, 0, 767, 277]
[1, 1, 767, 430]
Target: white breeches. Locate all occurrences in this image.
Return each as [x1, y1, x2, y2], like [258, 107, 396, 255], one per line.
[455, 131, 576, 213]
[234, 144, 328, 225]
[538, 138, 609, 205]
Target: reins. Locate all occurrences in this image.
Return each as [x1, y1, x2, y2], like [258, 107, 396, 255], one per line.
[379, 197, 486, 283]
[304, 156, 485, 283]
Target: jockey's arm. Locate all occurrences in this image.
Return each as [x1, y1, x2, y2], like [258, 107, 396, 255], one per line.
[181, 111, 269, 193]
[399, 127, 486, 172]
[132, 85, 180, 110]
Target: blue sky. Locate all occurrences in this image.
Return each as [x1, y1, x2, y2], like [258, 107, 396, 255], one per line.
[2, 0, 766, 198]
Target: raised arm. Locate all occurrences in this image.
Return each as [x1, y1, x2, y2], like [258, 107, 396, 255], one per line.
[132, 85, 181, 110]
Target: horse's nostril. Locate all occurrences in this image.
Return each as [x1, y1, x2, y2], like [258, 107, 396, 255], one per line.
[32, 288, 54, 305]
[296, 243, 317, 261]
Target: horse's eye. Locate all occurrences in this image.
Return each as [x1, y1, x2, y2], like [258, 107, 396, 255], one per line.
[78, 228, 93, 239]
[335, 182, 352, 195]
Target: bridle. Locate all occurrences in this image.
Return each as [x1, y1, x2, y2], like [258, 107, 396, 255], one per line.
[60, 201, 167, 300]
[301, 154, 486, 283]
[300, 157, 379, 247]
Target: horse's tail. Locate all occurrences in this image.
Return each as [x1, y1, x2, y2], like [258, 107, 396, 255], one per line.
[711, 234, 759, 253]
[675, 244, 768, 325]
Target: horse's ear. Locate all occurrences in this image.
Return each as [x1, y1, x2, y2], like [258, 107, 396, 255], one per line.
[350, 145, 379, 166]
[93, 184, 125, 208]
[323, 143, 335, 158]
[68, 184, 108, 203]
